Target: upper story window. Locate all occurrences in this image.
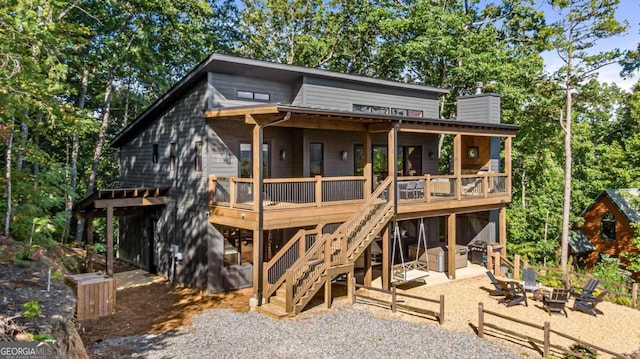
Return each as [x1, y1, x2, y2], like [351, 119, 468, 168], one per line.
[600, 212, 616, 240]
[237, 90, 270, 102]
[353, 104, 423, 118]
[152, 144, 159, 164]
[170, 143, 177, 171]
[195, 141, 203, 172]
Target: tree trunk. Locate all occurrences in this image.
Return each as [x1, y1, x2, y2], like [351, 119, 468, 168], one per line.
[17, 122, 28, 171]
[4, 128, 13, 237]
[74, 69, 114, 243]
[560, 42, 574, 271]
[63, 68, 87, 243]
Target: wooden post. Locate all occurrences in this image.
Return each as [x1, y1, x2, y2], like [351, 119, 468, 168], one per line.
[106, 205, 114, 277]
[285, 270, 293, 313]
[324, 276, 332, 309]
[391, 286, 397, 313]
[229, 177, 236, 208]
[85, 218, 94, 272]
[425, 174, 431, 203]
[364, 130, 372, 198]
[439, 295, 445, 325]
[543, 321, 550, 358]
[505, 136, 512, 196]
[486, 244, 493, 271]
[493, 252, 500, 275]
[447, 213, 456, 280]
[315, 176, 322, 207]
[382, 225, 390, 290]
[252, 229, 261, 294]
[454, 134, 461, 200]
[350, 276, 356, 304]
[499, 207, 507, 257]
[388, 125, 398, 215]
[364, 244, 372, 286]
[633, 283, 638, 308]
[513, 254, 520, 280]
[478, 302, 484, 338]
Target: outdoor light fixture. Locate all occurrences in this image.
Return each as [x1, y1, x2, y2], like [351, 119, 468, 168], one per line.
[280, 149, 287, 161]
[428, 151, 434, 160]
[340, 150, 348, 161]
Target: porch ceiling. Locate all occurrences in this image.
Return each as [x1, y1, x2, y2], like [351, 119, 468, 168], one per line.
[202, 104, 519, 136]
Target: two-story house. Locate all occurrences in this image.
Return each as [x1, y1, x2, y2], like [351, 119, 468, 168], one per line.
[97, 54, 516, 316]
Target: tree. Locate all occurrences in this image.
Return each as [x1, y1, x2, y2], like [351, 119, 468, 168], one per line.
[548, 0, 627, 270]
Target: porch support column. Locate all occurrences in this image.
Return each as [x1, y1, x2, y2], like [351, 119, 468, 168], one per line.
[86, 217, 94, 272]
[106, 205, 114, 277]
[454, 134, 462, 200]
[382, 225, 390, 290]
[364, 130, 372, 198]
[505, 136, 512, 196]
[499, 206, 507, 257]
[363, 244, 372, 286]
[251, 121, 265, 304]
[446, 213, 456, 280]
[388, 125, 398, 214]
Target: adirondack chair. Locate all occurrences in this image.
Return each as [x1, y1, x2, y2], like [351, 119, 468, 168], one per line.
[499, 281, 528, 307]
[573, 290, 608, 316]
[542, 288, 570, 317]
[571, 278, 599, 301]
[522, 268, 539, 292]
[486, 271, 507, 296]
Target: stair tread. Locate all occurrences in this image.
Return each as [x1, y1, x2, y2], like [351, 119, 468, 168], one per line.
[256, 303, 292, 319]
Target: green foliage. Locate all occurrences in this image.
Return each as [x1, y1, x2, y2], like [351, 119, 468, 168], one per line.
[50, 271, 63, 280]
[565, 343, 597, 359]
[26, 332, 56, 343]
[22, 300, 41, 318]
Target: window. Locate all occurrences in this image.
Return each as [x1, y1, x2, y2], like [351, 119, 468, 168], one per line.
[170, 143, 177, 171]
[309, 143, 323, 176]
[354, 145, 420, 177]
[237, 90, 270, 101]
[195, 141, 203, 171]
[601, 212, 616, 240]
[152, 144, 159, 164]
[353, 104, 423, 118]
[239, 143, 270, 178]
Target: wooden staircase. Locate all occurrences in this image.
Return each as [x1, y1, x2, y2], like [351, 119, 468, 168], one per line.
[258, 178, 394, 318]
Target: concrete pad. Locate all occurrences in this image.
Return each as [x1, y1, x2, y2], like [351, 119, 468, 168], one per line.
[114, 269, 167, 291]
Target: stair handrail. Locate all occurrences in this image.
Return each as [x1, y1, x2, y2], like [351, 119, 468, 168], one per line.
[263, 228, 318, 300]
[285, 232, 330, 312]
[282, 177, 394, 313]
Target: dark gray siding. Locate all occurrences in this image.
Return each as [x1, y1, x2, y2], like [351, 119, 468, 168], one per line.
[298, 76, 440, 118]
[456, 94, 501, 124]
[209, 73, 292, 107]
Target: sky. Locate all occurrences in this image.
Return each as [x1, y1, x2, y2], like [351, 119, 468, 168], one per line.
[539, 0, 640, 92]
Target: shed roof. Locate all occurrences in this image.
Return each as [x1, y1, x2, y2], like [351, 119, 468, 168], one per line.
[111, 53, 450, 148]
[568, 229, 595, 254]
[581, 189, 640, 223]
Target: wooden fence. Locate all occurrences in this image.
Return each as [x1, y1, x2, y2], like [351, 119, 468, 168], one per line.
[476, 302, 629, 358]
[349, 277, 444, 324]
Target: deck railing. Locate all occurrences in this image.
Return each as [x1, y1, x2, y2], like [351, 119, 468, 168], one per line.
[209, 175, 366, 209]
[263, 228, 319, 299]
[210, 172, 510, 210]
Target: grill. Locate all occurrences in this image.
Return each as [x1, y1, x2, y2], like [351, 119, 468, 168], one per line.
[468, 240, 489, 265]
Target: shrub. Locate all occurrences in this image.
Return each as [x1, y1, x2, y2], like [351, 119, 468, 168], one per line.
[23, 300, 41, 318]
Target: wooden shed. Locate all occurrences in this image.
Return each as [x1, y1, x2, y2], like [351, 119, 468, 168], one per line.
[65, 273, 116, 320]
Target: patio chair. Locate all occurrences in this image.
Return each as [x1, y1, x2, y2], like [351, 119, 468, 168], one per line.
[486, 271, 507, 296]
[522, 268, 539, 292]
[571, 278, 599, 302]
[414, 180, 425, 198]
[573, 290, 608, 317]
[498, 281, 528, 307]
[400, 181, 417, 199]
[542, 288, 570, 317]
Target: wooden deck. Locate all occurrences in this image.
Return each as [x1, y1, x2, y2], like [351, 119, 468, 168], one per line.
[208, 174, 511, 229]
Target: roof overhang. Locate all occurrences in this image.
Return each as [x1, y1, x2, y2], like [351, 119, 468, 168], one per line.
[75, 187, 170, 219]
[203, 104, 520, 136]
